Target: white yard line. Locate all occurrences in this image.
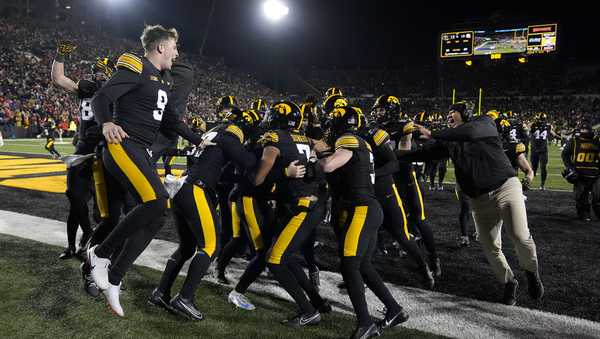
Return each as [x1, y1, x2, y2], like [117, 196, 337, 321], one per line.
[1, 210, 598, 338]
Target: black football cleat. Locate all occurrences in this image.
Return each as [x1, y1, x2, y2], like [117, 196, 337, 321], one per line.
[526, 271, 544, 300]
[280, 311, 321, 328]
[59, 248, 75, 260]
[503, 278, 519, 306]
[80, 262, 100, 298]
[351, 323, 381, 339]
[378, 307, 409, 329]
[148, 288, 175, 313]
[170, 294, 204, 321]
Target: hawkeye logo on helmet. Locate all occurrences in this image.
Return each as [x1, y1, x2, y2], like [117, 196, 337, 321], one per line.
[274, 103, 292, 115]
[388, 96, 399, 105]
[334, 98, 348, 108]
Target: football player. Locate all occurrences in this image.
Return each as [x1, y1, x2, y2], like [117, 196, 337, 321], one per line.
[51, 41, 114, 261]
[561, 120, 600, 221]
[319, 105, 408, 339]
[257, 101, 331, 326]
[529, 112, 558, 190]
[149, 108, 259, 320]
[87, 24, 179, 317]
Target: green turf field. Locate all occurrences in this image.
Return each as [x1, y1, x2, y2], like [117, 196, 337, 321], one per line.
[0, 233, 439, 338]
[0, 138, 572, 190]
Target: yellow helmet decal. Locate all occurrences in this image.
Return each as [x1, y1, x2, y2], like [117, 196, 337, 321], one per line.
[273, 102, 293, 115]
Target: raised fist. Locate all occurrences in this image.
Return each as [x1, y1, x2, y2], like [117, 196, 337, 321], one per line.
[57, 40, 77, 56]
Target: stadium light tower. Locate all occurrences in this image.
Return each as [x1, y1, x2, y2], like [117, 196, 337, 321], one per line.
[263, 0, 289, 21]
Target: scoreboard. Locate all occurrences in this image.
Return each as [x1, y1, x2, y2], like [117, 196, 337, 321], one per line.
[440, 31, 474, 58]
[440, 23, 557, 58]
[526, 24, 557, 54]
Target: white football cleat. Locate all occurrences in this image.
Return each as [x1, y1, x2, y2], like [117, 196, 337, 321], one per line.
[228, 290, 256, 311]
[88, 245, 111, 290]
[103, 282, 124, 317]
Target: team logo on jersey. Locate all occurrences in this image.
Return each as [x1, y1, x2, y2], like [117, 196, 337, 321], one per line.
[150, 75, 159, 81]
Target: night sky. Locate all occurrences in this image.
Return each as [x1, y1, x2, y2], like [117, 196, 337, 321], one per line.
[67, 1, 598, 69]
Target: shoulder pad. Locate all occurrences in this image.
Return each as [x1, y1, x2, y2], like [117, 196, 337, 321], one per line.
[371, 128, 390, 146]
[335, 135, 359, 150]
[515, 143, 526, 153]
[258, 131, 279, 145]
[116, 53, 143, 74]
[225, 124, 244, 143]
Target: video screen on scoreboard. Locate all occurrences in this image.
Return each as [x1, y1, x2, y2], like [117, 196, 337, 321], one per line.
[473, 28, 527, 55]
[440, 24, 557, 58]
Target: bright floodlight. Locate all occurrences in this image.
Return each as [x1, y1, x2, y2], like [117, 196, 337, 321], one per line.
[263, 0, 289, 21]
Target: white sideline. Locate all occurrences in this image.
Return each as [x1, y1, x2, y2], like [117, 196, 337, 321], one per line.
[0, 210, 598, 339]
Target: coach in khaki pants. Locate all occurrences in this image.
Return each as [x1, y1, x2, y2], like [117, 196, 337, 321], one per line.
[401, 101, 544, 305]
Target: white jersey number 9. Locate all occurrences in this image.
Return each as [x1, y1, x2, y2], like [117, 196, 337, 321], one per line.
[153, 89, 168, 121]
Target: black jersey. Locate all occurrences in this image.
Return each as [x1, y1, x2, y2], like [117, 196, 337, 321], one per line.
[333, 133, 376, 203]
[388, 119, 417, 183]
[186, 123, 256, 191]
[504, 142, 527, 169]
[507, 118, 526, 144]
[360, 126, 399, 194]
[568, 137, 600, 178]
[76, 79, 101, 142]
[261, 129, 319, 202]
[530, 121, 551, 153]
[95, 53, 172, 147]
[237, 138, 278, 198]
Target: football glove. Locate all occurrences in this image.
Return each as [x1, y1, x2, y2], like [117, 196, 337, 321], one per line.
[57, 40, 77, 56]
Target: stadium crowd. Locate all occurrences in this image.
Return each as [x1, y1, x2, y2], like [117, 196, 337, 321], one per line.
[0, 17, 276, 138]
[2, 17, 599, 142]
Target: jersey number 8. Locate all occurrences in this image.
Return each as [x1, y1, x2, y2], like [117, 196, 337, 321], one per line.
[80, 98, 94, 121]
